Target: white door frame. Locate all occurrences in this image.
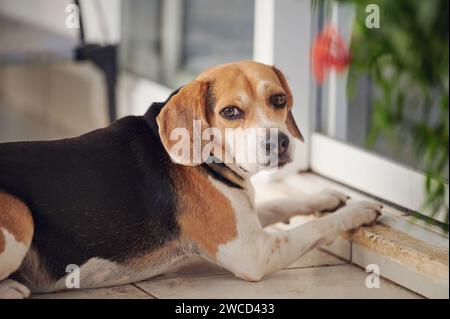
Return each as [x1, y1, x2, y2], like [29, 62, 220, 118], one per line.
[311, 133, 449, 224]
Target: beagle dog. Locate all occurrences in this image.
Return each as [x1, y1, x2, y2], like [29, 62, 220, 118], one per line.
[0, 61, 381, 298]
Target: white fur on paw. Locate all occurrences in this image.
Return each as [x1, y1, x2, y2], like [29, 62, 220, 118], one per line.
[309, 189, 349, 213]
[0, 279, 30, 299]
[338, 200, 383, 229]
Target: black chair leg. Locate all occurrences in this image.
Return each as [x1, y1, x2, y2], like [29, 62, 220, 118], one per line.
[75, 44, 118, 123]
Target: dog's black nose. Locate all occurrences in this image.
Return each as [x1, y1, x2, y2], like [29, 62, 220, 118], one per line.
[266, 132, 290, 156]
[278, 132, 290, 156]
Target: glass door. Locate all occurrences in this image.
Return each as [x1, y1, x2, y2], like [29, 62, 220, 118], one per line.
[310, 0, 449, 231]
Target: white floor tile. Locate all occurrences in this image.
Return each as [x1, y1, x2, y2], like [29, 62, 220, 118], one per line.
[136, 264, 420, 299]
[156, 248, 346, 280]
[31, 284, 153, 299]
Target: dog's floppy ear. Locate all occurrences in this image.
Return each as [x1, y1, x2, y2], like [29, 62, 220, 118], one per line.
[272, 66, 304, 142]
[156, 80, 210, 165]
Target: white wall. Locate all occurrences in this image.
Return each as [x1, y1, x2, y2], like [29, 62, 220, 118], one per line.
[80, 0, 121, 44]
[0, 0, 121, 43]
[0, 0, 76, 37]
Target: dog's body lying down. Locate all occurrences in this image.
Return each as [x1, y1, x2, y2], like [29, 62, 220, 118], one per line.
[0, 61, 381, 298]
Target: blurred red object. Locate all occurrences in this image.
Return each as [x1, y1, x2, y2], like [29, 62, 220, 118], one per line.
[312, 25, 351, 84]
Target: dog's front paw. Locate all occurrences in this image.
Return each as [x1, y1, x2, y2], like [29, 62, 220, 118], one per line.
[308, 189, 349, 215]
[337, 200, 383, 229]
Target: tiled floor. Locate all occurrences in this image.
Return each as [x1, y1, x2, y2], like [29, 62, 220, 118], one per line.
[32, 248, 419, 299]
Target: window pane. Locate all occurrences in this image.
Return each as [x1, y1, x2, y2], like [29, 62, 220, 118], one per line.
[120, 0, 254, 87]
[314, 1, 449, 180]
[120, 0, 162, 81]
[181, 0, 254, 74]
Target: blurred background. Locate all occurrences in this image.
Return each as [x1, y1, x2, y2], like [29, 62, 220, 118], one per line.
[0, 0, 448, 229]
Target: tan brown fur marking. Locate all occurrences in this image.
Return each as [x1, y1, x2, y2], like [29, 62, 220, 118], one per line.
[271, 66, 304, 141]
[157, 81, 211, 165]
[174, 166, 238, 257]
[0, 193, 34, 247]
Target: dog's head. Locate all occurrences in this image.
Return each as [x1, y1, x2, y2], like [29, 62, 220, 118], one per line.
[156, 61, 303, 176]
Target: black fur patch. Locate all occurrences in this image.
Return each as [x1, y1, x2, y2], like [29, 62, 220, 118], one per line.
[0, 94, 181, 281]
[201, 162, 244, 190]
[1, 86, 246, 285]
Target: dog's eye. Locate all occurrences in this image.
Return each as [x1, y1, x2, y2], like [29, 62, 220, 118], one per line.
[270, 94, 287, 108]
[220, 106, 243, 120]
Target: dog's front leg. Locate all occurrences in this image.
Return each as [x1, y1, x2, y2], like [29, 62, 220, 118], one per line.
[216, 201, 381, 282]
[257, 189, 349, 227]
